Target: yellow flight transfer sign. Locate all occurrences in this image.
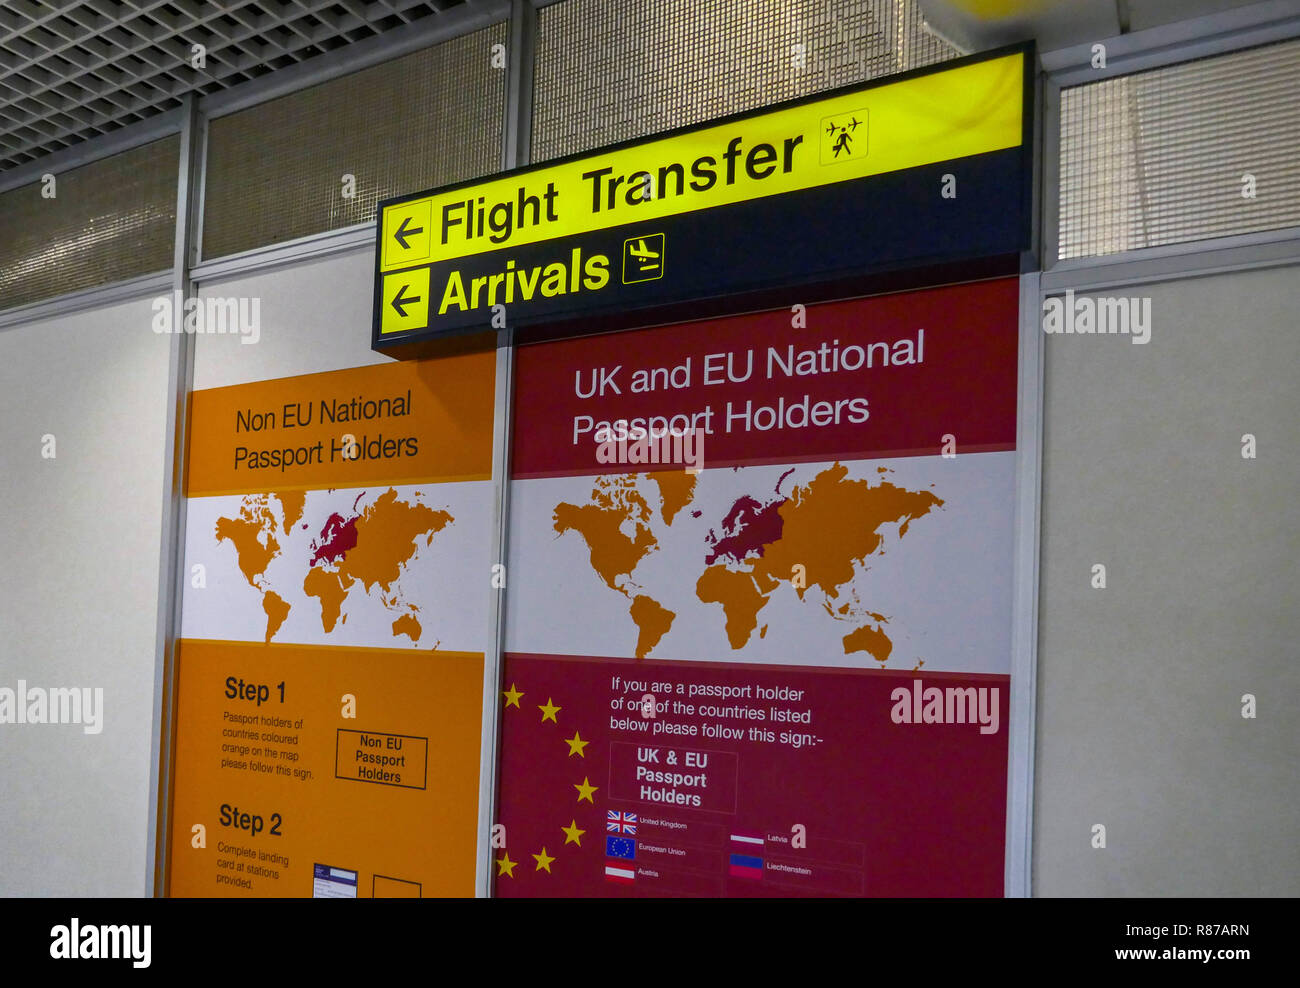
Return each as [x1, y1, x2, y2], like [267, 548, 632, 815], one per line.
[377, 51, 1025, 275]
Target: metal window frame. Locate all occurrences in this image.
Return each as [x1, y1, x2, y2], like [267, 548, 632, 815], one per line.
[1041, 0, 1300, 278]
[1003, 52, 1046, 898]
[476, 0, 536, 899]
[148, 92, 202, 898]
[197, 0, 511, 124]
[0, 109, 184, 323]
[1041, 0, 1300, 87]
[191, 0, 511, 271]
[0, 106, 186, 198]
[0, 268, 172, 330]
[1006, 270, 1043, 900]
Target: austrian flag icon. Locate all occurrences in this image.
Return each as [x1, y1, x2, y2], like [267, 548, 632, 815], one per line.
[604, 862, 635, 885]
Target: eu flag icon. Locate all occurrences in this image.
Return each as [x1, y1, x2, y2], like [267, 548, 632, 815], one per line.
[606, 836, 636, 860]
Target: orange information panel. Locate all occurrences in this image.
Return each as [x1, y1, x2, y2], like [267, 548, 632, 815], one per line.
[167, 349, 498, 898]
[166, 640, 483, 898]
[185, 349, 495, 497]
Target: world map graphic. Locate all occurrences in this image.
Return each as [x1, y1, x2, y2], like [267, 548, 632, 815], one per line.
[213, 488, 453, 645]
[552, 463, 944, 660]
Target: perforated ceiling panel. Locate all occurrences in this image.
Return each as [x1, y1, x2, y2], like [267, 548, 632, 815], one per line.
[1058, 37, 1300, 259]
[0, 134, 177, 311]
[0, 1, 471, 172]
[200, 22, 505, 260]
[531, 0, 958, 163]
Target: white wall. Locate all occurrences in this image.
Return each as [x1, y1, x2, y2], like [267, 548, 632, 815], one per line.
[194, 247, 388, 389]
[0, 294, 171, 896]
[0, 248, 390, 896]
[1033, 264, 1300, 895]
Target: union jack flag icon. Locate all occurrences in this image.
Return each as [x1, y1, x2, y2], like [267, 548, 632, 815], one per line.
[607, 810, 637, 835]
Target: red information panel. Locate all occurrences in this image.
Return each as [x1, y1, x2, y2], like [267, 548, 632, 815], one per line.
[497, 278, 1019, 897]
[511, 277, 1018, 479]
[497, 655, 1007, 896]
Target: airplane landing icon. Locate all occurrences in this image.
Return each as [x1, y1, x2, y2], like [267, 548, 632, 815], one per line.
[622, 233, 665, 284]
[627, 239, 660, 269]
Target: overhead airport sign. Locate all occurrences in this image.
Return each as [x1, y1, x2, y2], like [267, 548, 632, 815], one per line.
[372, 45, 1031, 348]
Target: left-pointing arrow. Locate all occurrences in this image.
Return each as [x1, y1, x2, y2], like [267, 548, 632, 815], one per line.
[391, 283, 421, 317]
[393, 215, 424, 250]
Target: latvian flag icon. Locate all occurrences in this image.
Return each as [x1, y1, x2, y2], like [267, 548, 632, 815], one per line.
[729, 831, 765, 880]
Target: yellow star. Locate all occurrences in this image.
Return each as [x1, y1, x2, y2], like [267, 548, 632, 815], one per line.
[501, 683, 523, 708]
[538, 697, 561, 723]
[533, 847, 555, 873]
[564, 730, 589, 757]
[562, 819, 586, 846]
[574, 776, 599, 803]
[496, 852, 517, 878]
